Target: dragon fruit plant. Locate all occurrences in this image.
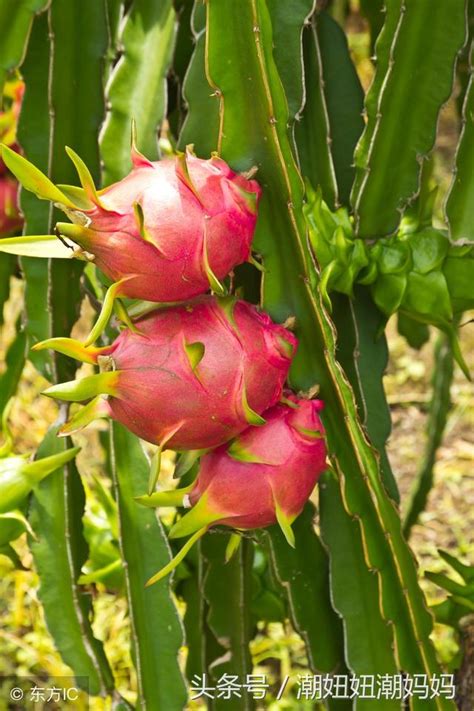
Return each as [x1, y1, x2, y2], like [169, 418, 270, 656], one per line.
[0, 140, 261, 343]
[1, 1, 471, 707]
[136, 396, 327, 585]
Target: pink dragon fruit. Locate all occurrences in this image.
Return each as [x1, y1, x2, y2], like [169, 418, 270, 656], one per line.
[0, 143, 261, 302]
[40, 296, 297, 454]
[137, 396, 327, 585]
[0, 175, 22, 235]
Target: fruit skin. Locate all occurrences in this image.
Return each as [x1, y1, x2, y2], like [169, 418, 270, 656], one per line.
[45, 297, 297, 451]
[178, 396, 327, 534]
[137, 396, 327, 584]
[100, 297, 295, 448]
[138, 395, 327, 536]
[0, 175, 23, 235]
[52, 150, 260, 302]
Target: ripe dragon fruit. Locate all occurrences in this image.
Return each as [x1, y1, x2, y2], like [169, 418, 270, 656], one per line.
[0, 175, 22, 235]
[0, 142, 261, 304]
[136, 396, 327, 585]
[39, 295, 297, 464]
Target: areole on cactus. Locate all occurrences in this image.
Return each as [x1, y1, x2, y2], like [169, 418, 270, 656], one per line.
[0, 132, 261, 343]
[36, 296, 297, 491]
[136, 396, 327, 585]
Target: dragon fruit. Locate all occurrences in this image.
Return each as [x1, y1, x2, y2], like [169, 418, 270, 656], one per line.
[137, 396, 327, 585]
[40, 296, 297, 456]
[0, 142, 261, 303]
[0, 175, 22, 235]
